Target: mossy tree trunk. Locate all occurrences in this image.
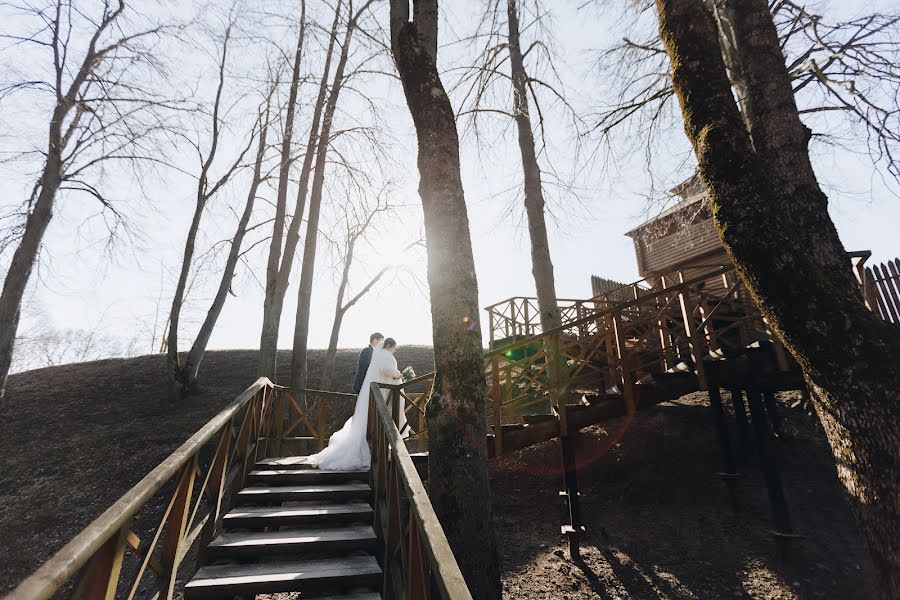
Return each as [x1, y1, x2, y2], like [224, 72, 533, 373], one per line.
[389, 1, 502, 597]
[655, 1, 900, 595]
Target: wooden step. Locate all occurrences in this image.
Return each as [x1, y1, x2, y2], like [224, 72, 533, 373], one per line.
[257, 456, 373, 473]
[248, 469, 368, 486]
[207, 525, 377, 559]
[222, 503, 373, 529]
[237, 482, 371, 505]
[184, 556, 381, 599]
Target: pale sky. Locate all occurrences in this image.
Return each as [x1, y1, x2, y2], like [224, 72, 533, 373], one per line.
[2, 0, 898, 369]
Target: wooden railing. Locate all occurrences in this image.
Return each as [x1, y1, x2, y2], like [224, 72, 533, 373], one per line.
[367, 382, 472, 600]
[393, 266, 783, 457]
[273, 387, 358, 454]
[6, 378, 279, 600]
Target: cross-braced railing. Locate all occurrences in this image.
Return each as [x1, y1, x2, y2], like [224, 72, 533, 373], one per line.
[6, 378, 280, 600]
[367, 382, 472, 600]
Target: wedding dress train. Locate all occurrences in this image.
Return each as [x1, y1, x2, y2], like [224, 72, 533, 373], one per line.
[305, 342, 404, 471]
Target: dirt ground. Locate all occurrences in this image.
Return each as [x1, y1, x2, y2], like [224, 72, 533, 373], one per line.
[491, 391, 873, 599]
[0, 351, 874, 598]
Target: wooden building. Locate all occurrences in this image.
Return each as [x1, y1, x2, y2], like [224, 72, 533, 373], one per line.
[624, 173, 729, 286]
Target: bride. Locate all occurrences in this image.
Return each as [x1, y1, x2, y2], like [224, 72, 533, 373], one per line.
[305, 337, 406, 470]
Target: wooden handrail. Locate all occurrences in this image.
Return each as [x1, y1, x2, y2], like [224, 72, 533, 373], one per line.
[367, 382, 473, 600]
[6, 378, 276, 600]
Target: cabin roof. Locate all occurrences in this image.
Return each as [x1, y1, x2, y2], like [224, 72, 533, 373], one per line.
[625, 172, 708, 239]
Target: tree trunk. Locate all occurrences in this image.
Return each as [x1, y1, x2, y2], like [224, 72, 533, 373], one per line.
[715, 0, 851, 279]
[0, 155, 61, 396]
[184, 112, 270, 389]
[655, 1, 900, 596]
[257, 1, 308, 379]
[166, 191, 206, 400]
[290, 4, 356, 391]
[506, 0, 561, 333]
[320, 309, 344, 392]
[167, 29, 233, 401]
[389, 2, 502, 597]
[258, 0, 339, 380]
[320, 236, 354, 391]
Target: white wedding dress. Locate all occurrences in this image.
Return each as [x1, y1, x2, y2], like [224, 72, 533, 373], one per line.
[305, 342, 406, 471]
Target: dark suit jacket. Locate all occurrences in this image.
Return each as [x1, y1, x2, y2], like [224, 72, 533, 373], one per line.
[353, 345, 374, 394]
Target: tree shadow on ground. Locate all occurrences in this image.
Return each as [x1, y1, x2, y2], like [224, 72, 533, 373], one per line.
[492, 394, 874, 599]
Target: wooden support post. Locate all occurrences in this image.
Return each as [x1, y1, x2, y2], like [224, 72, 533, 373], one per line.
[559, 433, 584, 559]
[763, 392, 782, 437]
[273, 388, 286, 457]
[488, 310, 495, 349]
[612, 313, 635, 414]
[406, 513, 427, 599]
[678, 274, 707, 389]
[706, 362, 739, 509]
[72, 526, 129, 599]
[160, 461, 196, 598]
[604, 316, 617, 391]
[746, 386, 794, 548]
[729, 388, 750, 449]
[196, 425, 232, 568]
[390, 388, 401, 429]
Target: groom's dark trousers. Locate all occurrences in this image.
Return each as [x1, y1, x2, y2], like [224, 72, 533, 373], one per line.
[353, 345, 374, 394]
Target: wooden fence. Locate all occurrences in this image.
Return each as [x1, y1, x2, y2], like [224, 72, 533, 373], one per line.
[862, 257, 900, 324]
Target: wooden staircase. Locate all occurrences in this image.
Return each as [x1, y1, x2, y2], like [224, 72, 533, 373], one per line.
[185, 457, 382, 600]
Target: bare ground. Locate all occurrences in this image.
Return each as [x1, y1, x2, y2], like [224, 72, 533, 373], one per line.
[0, 351, 873, 598]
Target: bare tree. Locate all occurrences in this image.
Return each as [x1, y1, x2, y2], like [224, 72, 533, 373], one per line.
[257, 0, 315, 379]
[166, 16, 253, 400]
[0, 0, 181, 396]
[590, 0, 900, 189]
[177, 91, 274, 391]
[654, 0, 900, 595]
[453, 0, 586, 332]
[319, 189, 423, 390]
[389, 1, 502, 597]
[290, 0, 378, 391]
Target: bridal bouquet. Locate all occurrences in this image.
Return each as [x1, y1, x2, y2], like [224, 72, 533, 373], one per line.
[401, 366, 416, 383]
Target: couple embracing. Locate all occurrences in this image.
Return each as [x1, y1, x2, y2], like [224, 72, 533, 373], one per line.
[305, 333, 409, 471]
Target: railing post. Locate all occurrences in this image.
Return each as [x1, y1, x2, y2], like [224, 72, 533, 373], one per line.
[196, 424, 232, 568]
[273, 387, 286, 457]
[316, 393, 327, 451]
[160, 460, 196, 598]
[72, 526, 129, 599]
[488, 309, 496, 349]
[390, 388, 401, 429]
[612, 313, 636, 415]
[677, 273, 708, 389]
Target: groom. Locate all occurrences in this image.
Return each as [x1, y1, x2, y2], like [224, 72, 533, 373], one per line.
[353, 332, 384, 394]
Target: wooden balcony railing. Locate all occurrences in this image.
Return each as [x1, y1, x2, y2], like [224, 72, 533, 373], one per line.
[6, 378, 279, 600]
[367, 381, 472, 600]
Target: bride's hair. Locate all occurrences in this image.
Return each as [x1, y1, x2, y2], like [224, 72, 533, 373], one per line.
[383, 337, 397, 350]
